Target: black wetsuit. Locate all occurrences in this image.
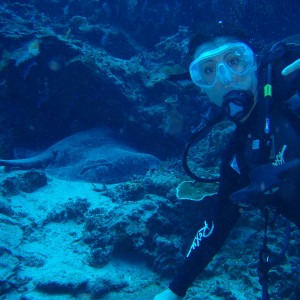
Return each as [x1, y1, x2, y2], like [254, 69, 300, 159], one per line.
[169, 44, 300, 298]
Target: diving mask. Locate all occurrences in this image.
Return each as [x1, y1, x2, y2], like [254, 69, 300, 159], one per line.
[189, 43, 255, 88]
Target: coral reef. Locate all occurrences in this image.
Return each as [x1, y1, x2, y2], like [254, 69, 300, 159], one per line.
[176, 180, 218, 201]
[1, 1, 300, 299]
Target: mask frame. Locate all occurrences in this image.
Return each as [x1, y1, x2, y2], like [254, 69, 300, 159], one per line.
[189, 42, 255, 89]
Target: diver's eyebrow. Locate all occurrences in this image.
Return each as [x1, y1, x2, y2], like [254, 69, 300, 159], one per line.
[200, 59, 215, 64]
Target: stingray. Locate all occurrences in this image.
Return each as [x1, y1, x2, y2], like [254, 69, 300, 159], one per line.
[0, 129, 161, 183]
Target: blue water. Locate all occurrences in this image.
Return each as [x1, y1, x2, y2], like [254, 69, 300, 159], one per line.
[1, 1, 300, 299]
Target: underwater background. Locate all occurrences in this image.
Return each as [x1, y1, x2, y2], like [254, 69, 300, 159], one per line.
[0, 1, 300, 299]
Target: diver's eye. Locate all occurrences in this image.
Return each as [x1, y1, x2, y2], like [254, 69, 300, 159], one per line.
[228, 58, 240, 66]
[204, 66, 215, 74]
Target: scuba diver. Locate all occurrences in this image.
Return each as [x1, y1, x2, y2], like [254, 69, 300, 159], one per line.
[154, 23, 300, 300]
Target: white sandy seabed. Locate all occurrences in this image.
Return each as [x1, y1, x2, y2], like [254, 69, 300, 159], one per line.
[1, 171, 300, 300]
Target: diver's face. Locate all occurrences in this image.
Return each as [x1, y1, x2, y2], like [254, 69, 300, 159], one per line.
[190, 37, 258, 107]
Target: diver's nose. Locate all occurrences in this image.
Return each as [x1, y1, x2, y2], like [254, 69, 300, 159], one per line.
[218, 63, 233, 85]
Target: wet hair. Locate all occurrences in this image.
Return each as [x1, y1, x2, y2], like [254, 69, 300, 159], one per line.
[188, 22, 250, 56]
